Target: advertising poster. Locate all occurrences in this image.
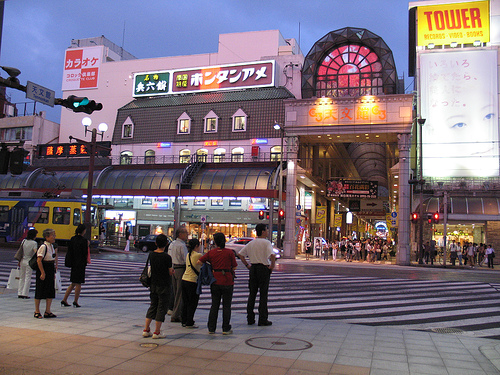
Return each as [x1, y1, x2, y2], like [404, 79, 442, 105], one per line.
[420, 50, 499, 177]
[63, 46, 103, 90]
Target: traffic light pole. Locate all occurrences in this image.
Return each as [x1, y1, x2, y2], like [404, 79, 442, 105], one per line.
[417, 118, 426, 265]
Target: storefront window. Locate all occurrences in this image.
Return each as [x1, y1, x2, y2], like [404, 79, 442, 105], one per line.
[120, 151, 133, 165]
[145, 150, 155, 164]
[214, 148, 226, 163]
[231, 147, 244, 162]
[270, 146, 282, 161]
[179, 149, 191, 163]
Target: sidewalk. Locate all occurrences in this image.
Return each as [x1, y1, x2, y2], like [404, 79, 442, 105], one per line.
[0, 287, 499, 374]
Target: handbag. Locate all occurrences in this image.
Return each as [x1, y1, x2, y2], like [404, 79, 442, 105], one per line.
[6, 267, 20, 290]
[54, 271, 62, 293]
[139, 254, 151, 288]
[29, 244, 47, 270]
[14, 240, 25, 262]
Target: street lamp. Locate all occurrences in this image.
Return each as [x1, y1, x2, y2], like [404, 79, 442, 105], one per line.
[274, 122, 284, 249]
[70, 117, 108, 242]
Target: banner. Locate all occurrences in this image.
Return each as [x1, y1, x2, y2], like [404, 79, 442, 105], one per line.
[63, 46, 103, 90]
[316, 206, 326, 224]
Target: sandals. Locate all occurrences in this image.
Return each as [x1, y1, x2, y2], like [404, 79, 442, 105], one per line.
[43, 312, 57, 318]
[34, 312, 43, 319]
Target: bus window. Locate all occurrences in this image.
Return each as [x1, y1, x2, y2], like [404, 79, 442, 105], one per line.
[73, 208, 81, 226]
[0, 206, 9, 222]
[28, 206, 49, 224]
[53, 207, 71, 225]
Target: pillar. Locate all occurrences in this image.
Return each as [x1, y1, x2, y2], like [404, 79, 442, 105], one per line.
[283, 136, 298, 258]
[396, 133, 412, 265]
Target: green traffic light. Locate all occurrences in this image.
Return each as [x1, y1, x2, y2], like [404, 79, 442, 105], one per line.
[73, 97, 90, 108]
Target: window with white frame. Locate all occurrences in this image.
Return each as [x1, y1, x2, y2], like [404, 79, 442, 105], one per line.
[196, 148, 208, 162]
[204, 111, 218, 133]
[120, 151, 133, 165]
[232, 108, 247, 132]
[179, 149, 191, 163]
[214, 148, 226, 163]
[177, 112, 191, 134]
[145, 150, 155, 164]
[231, 147, 244, 162]
[270, 146, 282, 161]
[122, 116, 134, 138]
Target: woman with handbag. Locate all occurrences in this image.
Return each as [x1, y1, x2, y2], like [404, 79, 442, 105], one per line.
[143, 234, 174, 339]
[34, 228, 57, 319]
[16, 229, 38, 299]
[181, 239, 202, 328]
[61, 224, 90, 308]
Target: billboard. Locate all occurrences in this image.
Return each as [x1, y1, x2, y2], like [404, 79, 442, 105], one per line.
[417, 1, 490, 46]
[420, 50, 499, 177]
[63, 46, 103, 90]
[326, 179, 378, 199]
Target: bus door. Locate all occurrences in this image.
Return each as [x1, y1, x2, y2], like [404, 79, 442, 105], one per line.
[11, 206, 26, 240]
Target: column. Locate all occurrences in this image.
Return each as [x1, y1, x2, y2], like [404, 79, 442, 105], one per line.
[396, 133, 412, 266]
[283, 136, 298, 258]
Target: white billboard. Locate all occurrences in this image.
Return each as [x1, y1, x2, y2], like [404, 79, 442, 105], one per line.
[62, 46, 103, 90]
[420, 50, 499, 177]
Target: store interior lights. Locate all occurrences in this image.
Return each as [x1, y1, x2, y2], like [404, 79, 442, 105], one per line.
[427, 43, 435, 49]
[450, 41, 458, 48]
[473, 40, 482, 47]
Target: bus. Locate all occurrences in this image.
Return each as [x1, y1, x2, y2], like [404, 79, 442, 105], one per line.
[0, 197, 99, 246]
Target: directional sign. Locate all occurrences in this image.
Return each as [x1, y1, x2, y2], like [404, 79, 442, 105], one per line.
[391, 220, 397, 226]
[26, 81, 55, 107]
[391, 212, 398, 218]
[360, 199, 384, 211]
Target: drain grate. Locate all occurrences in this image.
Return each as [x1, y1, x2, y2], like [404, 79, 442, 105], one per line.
[245, 336, 313, 351]
[431, 328, 466, 335]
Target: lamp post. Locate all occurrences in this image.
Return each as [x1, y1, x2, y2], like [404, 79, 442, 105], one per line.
[70, 117, 108, 242]
[417, 118, 426, 264]
[274, 122, 284, 249]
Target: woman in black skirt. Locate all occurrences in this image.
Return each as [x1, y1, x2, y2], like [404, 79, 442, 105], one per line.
[34, 228, 58, 319]
[61, 224, 90, 308]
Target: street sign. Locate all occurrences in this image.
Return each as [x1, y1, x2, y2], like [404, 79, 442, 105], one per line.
[391, 220, 397, 226]
[296, 205, 301, 210]
[296, 218, 301, 224]
[200, 215, 206, 223]
[26, 81, 55, 107]
[391, 211, 398, 218]
[360, 199, 384, 211]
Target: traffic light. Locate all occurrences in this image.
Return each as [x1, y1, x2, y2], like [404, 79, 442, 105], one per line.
[278, 209, 285, 219]
[433, 212, 440, 224]
[411, 212, 419, 223]
[61, 95, 103, 114]
[259, 210, 265, 220]
[9, 148, 28, 175]
[0, 146, 10, 174]
[427, 214, 433, 224]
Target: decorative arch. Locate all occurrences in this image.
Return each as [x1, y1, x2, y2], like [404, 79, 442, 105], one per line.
[302, 27, 398, 99]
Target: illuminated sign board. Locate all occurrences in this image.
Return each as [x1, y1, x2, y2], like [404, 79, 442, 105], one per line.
[417, 1, 490, 46]
[134, 71, 170, 97]
[132, 60, 275, 97]
[420, 50, 499, 177]
[38, 142, 111, 158]
[308, 101, 387, 125]
[204, 140, 218, 147]
[62, 46, 103, 90]
[157, 142, 172, 148]
[326, 179, 378, 199]
[251, 138, 268, 145]
[172, 60, 274, 94]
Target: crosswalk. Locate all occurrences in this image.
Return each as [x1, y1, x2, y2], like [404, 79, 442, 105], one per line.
[1, 258, 500, 339]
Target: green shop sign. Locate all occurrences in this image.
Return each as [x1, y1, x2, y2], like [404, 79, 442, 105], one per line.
[133, 71, 170, 97]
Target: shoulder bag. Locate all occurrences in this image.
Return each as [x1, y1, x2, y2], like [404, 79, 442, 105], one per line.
[29, 244, 47, 270]
[14, 239, 25, 262]
[188, 252, 200, 276]
[139, 253, 152, 288]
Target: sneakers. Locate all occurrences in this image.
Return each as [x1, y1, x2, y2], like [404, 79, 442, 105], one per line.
[152, 332, 167, 339]
[142, 329, 152, 337]
[222, 329, 233, 335]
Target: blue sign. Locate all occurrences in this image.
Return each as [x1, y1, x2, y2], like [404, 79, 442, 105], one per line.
[26, 81, 55, 107]
[391, 212, 398, 218]
[296, 205, 301, 210]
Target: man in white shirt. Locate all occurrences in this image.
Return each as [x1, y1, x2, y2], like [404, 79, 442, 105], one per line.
[168, 227, 188, 322]
[238, 224, 276, 326]
[449, 240, 458, 266]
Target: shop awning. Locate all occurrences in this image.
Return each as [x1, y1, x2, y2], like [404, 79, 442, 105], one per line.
[419, 197, 500, 221]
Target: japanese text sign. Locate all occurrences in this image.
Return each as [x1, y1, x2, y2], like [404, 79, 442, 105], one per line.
[38, 142, 111, 158]
[417, 1, 490, 46]
[308, 102, 387, 125]
[326, 179, 378, 199]
[63, 46, 103, 90]
[26, 81, 55, 107]
[133, 71, 170, 97]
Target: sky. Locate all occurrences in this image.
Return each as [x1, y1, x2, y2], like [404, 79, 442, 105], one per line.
[0, 0, 412, 123]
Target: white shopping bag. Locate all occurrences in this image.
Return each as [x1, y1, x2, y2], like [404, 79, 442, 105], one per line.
[55, 270, 62, 293]
[7, 268, 20, 290]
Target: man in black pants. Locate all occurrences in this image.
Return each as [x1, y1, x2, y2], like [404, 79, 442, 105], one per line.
[238, 224, 276, 326]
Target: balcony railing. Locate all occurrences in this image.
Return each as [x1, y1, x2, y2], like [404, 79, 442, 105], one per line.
[424, 177, 500, 192]
[112, 152, 283, 165]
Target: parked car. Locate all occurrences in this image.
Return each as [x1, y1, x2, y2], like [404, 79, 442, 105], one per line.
[134, 234, 170, 252]
[225, 237, 281, 258]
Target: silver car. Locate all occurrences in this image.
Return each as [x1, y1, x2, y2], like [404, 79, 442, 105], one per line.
[225, 237, 281, 258]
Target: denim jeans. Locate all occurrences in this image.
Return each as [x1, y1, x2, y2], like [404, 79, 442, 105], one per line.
[208, 284, 233, 332]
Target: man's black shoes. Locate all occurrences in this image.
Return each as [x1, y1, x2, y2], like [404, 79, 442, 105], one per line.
[258, 321, 272, 326]
[248, 320, 255, 325]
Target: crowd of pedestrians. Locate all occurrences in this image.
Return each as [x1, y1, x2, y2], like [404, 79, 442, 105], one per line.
[446, 241, 495, 268]
[304, 238, 393, 263]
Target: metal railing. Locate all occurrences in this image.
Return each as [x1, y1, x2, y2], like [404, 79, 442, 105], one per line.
[111, 152, 283, 165]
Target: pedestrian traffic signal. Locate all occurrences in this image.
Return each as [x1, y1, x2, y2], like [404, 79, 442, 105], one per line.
[278, 209, 285, 219]
[433, 212, 440, 224]
[259, 210, 265, 220]
[411, 212, 419, 223]
[427, 214, 433, 224]
[61, 95, 103, 114]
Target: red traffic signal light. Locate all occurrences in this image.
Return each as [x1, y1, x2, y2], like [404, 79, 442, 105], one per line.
[259, 210, 265, 220]
[278, 209, 285, 218]
[433, 212, 440, 224]
[411, 212, 419, 223]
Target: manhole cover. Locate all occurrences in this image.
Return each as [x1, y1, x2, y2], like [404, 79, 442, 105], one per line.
[140, 343, 159, 348]
[245, 336, 313, 351]
[431, 328, 465, 335]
